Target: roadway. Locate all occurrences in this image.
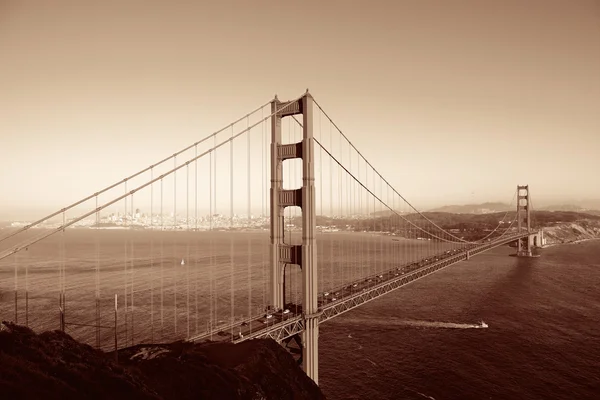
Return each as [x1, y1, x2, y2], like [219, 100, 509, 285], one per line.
[188, 232, 530, 344]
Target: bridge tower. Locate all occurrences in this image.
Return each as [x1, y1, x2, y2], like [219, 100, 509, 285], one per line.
[270, 91, 319, 383]
[516, 185, 533, 257]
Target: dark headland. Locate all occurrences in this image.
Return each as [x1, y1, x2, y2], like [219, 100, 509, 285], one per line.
[0, 321, 325, 400]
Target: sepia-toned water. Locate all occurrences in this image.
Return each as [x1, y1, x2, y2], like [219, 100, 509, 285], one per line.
[319, 240, 600, 400]
[1, 230, 599, 399]
[0, 229, 455, 348]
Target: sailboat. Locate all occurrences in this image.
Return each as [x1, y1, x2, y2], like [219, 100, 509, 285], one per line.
[181, 259, 185, 266]
[480, 320, 488, 328]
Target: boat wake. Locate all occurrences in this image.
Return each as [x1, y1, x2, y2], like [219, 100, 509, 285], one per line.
[340, 317, 488, 329]
[415, 391, 436, 400]
[400, 319, 488, 329]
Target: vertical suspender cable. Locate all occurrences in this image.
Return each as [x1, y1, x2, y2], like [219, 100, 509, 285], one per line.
[194, 145, 199, 335]
[358, 151, 362, 286]
[319, 111, 323, 302]
[293, 120, 298, 311]
[62, 211, 66, 330]
[292, 117, 296, 309]
[247, 116, 252, 328]
[57, 220, 61, 330]
[392, 187, 396, 268]
[349, 137, 353, 289]
[261, 108, 266, 313]
[160, 178, 164, 339]
[261, 107, 266, 313]
[230, 125, 235, 337]
[327, 121, 335, 291]
[24, 247, 28, 328]
[186, 163, 190, 339]
[150, 167, 154, 342]
[329, 121, 333, 293]
[387, 184, 390, 272]
[362, 154, 366, 282]
[214, 135, 218, 333]
[403, 196, 406, 266]
[285, 119, 289, 310]
[400, 199, 412, 264]
[130, 194, 135, 346]
[173, 156, 177, 336]
[123, 181, 128, 345]
[95, 194, 100, 348]
[375, 173, 379, 277]
[338, 132, 342, 291]
[433, 217, 437, 256]
[379, 176, 383, 276]
[366, 161, 370, 284]
[393, 187, 397, 268]
[14, 252, 18, 324]
[411, 202, 414, 265]
[288, 120, 293, 309]
[374, 171, 378, 279]
[209, 147, 214, 339]
[372, 168, 375, 282]
[408, 199, 411, 266]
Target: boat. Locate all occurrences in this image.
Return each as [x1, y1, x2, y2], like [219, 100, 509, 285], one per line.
[181, 259, 185, 266]
[480, 320, 488, 328]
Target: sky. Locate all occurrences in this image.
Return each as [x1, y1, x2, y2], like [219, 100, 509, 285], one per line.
[1, 0, 599, 220]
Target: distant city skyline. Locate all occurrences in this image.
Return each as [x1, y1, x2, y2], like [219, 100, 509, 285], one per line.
[1, 0, 599, 221]
[3, 196, 600, 223]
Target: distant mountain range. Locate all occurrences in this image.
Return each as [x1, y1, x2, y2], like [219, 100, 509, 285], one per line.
[538, 204, 600, 213]
[428, 202, 600, 215]
[428, 202, 512, 214]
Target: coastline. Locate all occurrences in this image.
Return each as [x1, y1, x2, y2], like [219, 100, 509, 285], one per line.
[541, 237, 600, 249]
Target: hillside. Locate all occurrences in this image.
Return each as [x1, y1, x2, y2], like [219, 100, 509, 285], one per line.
[0, 322, 325, 400]
[428, 202, 511, 214]
[312, 210, 600, 242]
[427, 202, 600, 215]
[541, 220, 600, 245]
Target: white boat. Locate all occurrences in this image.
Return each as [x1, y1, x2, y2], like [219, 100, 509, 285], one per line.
[180, 259, 185, 266]
[480, 320, 488, 328]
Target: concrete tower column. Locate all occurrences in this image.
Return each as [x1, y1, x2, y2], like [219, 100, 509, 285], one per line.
[270, 97, 284, 311]
[269, 91, 320, 383]
[300, 92, 319, 384]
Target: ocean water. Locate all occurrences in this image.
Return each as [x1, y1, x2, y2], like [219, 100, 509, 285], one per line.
[319, 241, 600, 400]
[0, 229, 459, 347]
[1, 230, 599, 399]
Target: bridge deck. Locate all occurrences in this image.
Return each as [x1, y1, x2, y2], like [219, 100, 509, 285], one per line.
[188, 232, 529, 345]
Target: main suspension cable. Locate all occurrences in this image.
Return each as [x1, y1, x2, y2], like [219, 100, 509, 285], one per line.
[290, 113, 516, 245]
[0, 96, 304, 263]
[310, 99, 512, 244]
[0, 102, 272, 245]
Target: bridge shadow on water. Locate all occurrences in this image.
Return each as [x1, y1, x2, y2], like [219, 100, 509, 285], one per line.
[362, 254, 551, 400]
[466, 252, 541, 319]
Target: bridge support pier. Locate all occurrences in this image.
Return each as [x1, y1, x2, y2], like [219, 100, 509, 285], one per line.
[530, 230, 545, 248]
[302, 313, 319, 383]
[270, 91, 320, 384]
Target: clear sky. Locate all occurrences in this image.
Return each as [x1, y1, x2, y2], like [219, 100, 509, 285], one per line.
[1, 0, 599, 220]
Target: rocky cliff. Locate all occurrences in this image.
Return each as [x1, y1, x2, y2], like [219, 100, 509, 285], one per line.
[542, 219, 600, 246]
[0, 322, 325, 400]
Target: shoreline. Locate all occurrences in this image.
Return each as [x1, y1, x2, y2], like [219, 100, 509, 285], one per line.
[541, 236, 600, 249]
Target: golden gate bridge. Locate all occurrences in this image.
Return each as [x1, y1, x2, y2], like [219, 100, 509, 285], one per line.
[0, 90, 542, 384]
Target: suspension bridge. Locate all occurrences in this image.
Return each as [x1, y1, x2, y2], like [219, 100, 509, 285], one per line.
[0, 90, 542, 384]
